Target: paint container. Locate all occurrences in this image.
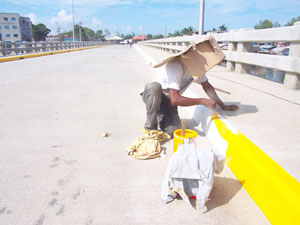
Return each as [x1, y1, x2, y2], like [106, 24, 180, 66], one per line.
[173, 129, 198, 153]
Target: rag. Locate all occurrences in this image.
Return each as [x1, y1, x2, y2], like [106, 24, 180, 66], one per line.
[126, 130, 171, 160]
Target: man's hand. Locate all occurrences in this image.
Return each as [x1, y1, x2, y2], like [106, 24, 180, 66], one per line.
[221, 104, 239, 111]
[201, 81, 239, 112]
[204, 99, 217, 110]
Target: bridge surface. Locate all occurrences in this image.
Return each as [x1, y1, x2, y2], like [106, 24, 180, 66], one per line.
[0, 45, 299, 224]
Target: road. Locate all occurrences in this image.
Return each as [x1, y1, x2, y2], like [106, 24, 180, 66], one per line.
[0, 45, 269, 225]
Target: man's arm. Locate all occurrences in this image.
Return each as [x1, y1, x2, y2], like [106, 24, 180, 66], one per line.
[169, 89, 216, 109]
[201, 81, 239, 111]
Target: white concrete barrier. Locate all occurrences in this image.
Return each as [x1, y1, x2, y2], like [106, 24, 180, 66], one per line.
[141, 23, 300, 90]
[0, 41, 109, 57]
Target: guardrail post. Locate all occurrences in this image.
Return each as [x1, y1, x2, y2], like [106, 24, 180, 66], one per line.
[226, 42, 236, 71]
[11, 42, 17, 55]
[235, 42, 252, 74]
[283, 22, 300, 90]
[0, 43, 4, 57]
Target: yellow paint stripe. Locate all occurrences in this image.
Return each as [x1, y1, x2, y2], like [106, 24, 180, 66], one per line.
[0, 45, 106, 63]
[214, 118, 300, 225]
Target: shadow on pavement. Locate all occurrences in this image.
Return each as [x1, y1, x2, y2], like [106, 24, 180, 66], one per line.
[204, 177, 245, 213]
[217, 102, 258, 118]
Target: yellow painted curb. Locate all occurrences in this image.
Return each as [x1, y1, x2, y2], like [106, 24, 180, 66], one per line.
[214, 118, 300, 225]
[0, 45, 105, 63]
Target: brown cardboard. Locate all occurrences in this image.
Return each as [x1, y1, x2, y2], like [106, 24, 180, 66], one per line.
[153, 34, 225, 78]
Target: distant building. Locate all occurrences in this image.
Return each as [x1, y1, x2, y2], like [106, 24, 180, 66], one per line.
[105, 35, 123, 44]
[0, 12, 33, 42]
[46, 35, 60, 42]
[132, 35, 147, 42]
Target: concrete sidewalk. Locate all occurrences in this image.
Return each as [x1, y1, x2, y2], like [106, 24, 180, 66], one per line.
[137, 43, 300, 182]
[0, 45, 270, 225]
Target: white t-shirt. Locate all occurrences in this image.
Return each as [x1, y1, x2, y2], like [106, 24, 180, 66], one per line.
[153, 58, 208, 95]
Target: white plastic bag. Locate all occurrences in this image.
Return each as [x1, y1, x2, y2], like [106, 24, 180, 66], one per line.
[161, 143, 225, 210]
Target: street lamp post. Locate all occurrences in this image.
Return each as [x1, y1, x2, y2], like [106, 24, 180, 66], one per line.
[199, 0, 205, 35]
[142, 3, 144, 41]
[79, 21, 82, 42]
[72, 0, 75, 41]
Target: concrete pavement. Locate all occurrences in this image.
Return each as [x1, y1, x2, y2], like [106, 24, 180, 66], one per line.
[137, 43, 300, 182]
[136, 43, 300, 225]
[0, 45, 269, 224]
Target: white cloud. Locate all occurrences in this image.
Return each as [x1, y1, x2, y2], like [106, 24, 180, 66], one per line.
[62, 0, 135, 7]
[125, 25, 132, 31]
[90, 18, 103, 30]
[25, 13, 39, 24]
[50, 10, 73, 33]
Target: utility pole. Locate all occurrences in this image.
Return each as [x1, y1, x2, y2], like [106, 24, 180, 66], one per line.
[199, 0, 205, 35]
[79, 21, 82, 42]
[72, 0, 75, 41]
[142, 3, 144, 41]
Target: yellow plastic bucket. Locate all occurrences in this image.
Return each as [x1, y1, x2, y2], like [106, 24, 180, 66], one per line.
[173, 129, 198, 153]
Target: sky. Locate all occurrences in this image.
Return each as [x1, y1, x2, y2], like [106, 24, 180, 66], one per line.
[1, 0, 300, 36]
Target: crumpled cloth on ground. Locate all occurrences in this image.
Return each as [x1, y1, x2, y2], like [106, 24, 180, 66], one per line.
[161, 143, 225, 210]
[126, 130, 171, 160]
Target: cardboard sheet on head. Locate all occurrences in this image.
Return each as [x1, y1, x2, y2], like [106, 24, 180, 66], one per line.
[153, 34, 225, 79]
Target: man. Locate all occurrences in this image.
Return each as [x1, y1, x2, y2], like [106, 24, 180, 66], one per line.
[141, 57, 238, 137]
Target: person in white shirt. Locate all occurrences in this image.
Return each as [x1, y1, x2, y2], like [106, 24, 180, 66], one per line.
[141, 58, 238, 136]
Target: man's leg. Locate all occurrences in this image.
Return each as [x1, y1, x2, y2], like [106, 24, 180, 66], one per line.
[158, 94, 181, 137]
[142, 82, 162, 130]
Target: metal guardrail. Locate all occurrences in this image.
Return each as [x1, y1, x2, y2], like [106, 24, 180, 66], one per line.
[141, 23, 300, 89]
[0, 41, 109, 57]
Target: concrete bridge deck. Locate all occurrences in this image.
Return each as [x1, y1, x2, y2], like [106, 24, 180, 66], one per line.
[137, 44, 300, 182]
[1, 44, 298, 224]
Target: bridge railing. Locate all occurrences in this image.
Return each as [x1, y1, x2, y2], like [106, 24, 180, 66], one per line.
[140, 22, 300, 90]
[0, 41, 109, 57]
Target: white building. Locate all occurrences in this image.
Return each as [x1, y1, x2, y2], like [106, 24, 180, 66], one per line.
[46, 35, 60, 42]
[0, 12, 33, 42]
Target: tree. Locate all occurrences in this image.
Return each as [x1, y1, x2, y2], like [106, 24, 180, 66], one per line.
[104, 29, 110, 37]
[74, 24, 85, 41]
[273, 22, 281, 28]
[285, 16, 300, 26]
[181, 26, 194, 35]
[254, 19, 273, 29]
[146, 34, 153, 40]
[96, 29, 105, 41]
[153, 34, 164, 39]
[168, 26, 195, 37]
[84, 27, 97, 41]
[32, 23, 51, 41]
[123, 34, 133, 40]
[219, 24, 227, 31]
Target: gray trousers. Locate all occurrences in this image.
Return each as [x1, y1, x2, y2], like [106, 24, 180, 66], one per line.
[142, 82, 181, 136]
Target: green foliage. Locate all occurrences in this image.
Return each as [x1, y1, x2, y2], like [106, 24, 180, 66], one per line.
[168, 26, 195, 37]
[123, 34, 133, 40]
[254, 19, 274, 29]
[146, 34, 153, 40]
[219, 24, 227, 31]
[153, 34, 164, 39]
[104, 29, 111, 37]
[84, 27, 97, 41]
[181, 26, 194, 35]
[32, 23, 51, 41]
[60, 27, 108, 41]
[96, 30, 105, 41]
[273, 22, 281, 27]
[285, 16, 300, 26]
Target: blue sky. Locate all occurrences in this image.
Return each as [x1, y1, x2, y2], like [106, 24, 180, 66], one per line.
[1, 0, 300, 36]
